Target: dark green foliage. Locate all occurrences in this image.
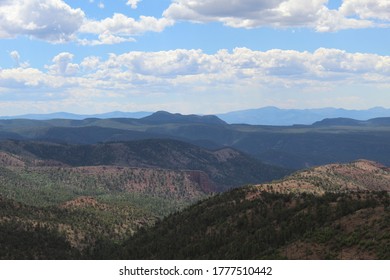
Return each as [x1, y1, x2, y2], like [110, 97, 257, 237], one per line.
[0, 220, 79, 260]
[1, 187, 389, 259]
[0, 195, 155, 259]
[0, 164, 209, 209]
[115, 190, 390, 260]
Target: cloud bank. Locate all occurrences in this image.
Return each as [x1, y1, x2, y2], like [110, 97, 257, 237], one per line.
[0, 0, 389, 44]
[1, 48, 389, 113]
[163, 0, 388, 31]
[2, 47, 389, 89]
[0, 0, 172, 44]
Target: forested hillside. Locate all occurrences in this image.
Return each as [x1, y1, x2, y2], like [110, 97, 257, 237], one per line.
[115, 160, 390, 260]
[0, 148, 213, 259]
[0, 139, 289, 191]
[117, 191, 389, 259]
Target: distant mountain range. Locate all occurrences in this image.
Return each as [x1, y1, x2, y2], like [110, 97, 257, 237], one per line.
[217, 106, 390, 125]
[0, 111, 152, 120]
[1, 111, 390, 170]
[2, 107, 390, 125]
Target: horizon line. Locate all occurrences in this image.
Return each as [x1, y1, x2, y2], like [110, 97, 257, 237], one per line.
[1, 106, 390, 119]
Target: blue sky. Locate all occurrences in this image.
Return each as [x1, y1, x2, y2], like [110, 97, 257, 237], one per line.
[0, 0, 389, 115]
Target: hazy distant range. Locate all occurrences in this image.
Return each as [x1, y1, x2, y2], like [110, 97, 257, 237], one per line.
[2, 106, 390, 126]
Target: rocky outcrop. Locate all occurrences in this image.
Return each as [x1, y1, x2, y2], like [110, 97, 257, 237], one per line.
[186, 170, 218, 193]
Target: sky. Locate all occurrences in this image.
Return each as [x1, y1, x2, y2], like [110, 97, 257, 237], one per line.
[0, 0, 389, 115]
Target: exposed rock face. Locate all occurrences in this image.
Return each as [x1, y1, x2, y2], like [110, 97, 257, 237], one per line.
[186, 170, 217, 193]
[213, 148, 241, 162]
[0, 152, 25, 167]
[60, 196, 101, 209]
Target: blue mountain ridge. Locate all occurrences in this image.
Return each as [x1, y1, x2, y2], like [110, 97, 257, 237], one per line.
[1, 107, 390, 125]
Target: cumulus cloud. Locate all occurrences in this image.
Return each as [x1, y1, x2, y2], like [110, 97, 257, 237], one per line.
[80, 13, 174, 35]
[0, 67, 52, 88]
[340, 0, 390, 21]
[9, 50, 21, 64]
[79, 13, 174, 45]
[9, 50, 29, 68]
[163, 0, 330, 28]
[80, 56, 101, 71]
[0, 0, 85, 42]
[126, 0, 141, 9]
[163, 0, 388, 31]
[78, 31, 136, 46]
[0, 0, 173, 44]
[0, 0, 388, 46]
[46, 52, 79, 76]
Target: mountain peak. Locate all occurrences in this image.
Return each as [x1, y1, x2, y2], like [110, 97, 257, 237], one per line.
[141, 111, 227, 125]
[312, 117, 363, 126]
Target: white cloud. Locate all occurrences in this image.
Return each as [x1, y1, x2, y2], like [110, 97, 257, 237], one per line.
[126, 0, 141, 9]
[0, 67, 54, 88]
[80, 56, 101, 71]
[0, 0, 172, 45]
[3, 48, 389, 89]
[80, 13, 174, 35]
[78, 13, 174, 45]
[340, 0, 390, 21]
[0, 0, 85, 42]
[163, 0, 388, 31]
[9, 50, 29, 68]
[164, 0, 328, 28]
[315, 7, 373, 32]
[3, 48, 388, 91]
[0, 0, 388, 46]
[78, 31, 136, 46]
[9, 50, 21, 64]
[46, 52, 79, 76]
